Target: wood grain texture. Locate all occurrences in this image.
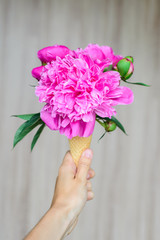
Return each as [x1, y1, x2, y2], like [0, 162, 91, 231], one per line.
[0, 0, 160, 239]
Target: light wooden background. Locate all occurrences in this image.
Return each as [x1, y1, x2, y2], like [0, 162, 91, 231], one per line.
[0, 0, 160, 239]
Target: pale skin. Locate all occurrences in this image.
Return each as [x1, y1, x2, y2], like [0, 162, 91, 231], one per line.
[24, 148, 95, 240]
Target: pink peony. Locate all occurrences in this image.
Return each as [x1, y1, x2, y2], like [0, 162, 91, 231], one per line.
[32, 44, 122, 81]
[35, 50, 134, 139]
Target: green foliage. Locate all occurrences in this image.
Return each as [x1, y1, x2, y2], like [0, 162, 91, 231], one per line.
[13, 113, 45, 150]
[96, 115, 127, 140]
[31, 123, 45, 151]
[12, 113, 38, 120]
[110, 116, 127, 134]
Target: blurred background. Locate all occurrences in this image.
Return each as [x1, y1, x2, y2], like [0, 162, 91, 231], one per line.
[0, 0, 160, 239]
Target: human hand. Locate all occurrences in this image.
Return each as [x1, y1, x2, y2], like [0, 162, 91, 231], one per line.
[24, 149, 94, 240]
[51, 149, 95, 237]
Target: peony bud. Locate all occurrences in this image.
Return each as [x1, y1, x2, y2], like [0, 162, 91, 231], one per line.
[37, 45, 73, 63]
[105, 120, 117, 132]
[31, 66, 44, 80]
[113, 57, 134, 80]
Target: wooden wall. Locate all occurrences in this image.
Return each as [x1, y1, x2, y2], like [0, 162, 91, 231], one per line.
[0, 0, 160, 239]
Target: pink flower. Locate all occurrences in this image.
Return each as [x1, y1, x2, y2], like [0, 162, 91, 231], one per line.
[35, 53, 134, 139]
[37, 45, 73, 63]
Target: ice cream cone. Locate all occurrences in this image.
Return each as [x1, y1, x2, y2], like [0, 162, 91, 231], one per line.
[68, 135, 92, 166]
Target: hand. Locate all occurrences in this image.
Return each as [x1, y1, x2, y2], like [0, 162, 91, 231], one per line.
[51, 149, 95, 237]
[24, 149, 95, 240]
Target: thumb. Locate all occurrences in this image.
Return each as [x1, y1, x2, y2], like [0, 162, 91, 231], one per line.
[76, 149, 93, 183]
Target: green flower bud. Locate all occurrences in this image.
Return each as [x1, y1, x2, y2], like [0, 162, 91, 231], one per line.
[115, 58, 134, 80]
[105, 120, 117, 132]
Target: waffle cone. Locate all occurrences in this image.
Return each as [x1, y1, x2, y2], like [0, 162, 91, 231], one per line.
[68, 135, 92, 166]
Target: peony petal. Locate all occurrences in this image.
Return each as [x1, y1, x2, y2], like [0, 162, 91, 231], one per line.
[82, 112, 95, 122]
[84, 44, 105, 61]
[95, 59, 112, 70]
[100, 45, 114, 60]
[100, 46, 123, 63]
[61, 118, 70, 128]
[81, 117, 96, 137]
[59, 124, 72, 138]
[95, 103, 116, 118]
[111, 86, 134, 105]
[70, 121, 82, 138]
[40, 108, 60, 130]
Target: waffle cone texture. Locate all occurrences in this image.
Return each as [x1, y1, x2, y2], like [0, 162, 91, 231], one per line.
[68, 135, 92, 166]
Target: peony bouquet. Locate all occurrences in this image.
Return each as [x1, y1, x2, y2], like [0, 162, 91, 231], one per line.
[13, 44, 149, 165]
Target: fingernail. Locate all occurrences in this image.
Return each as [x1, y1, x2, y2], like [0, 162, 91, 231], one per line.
[82, 149, 92, 158]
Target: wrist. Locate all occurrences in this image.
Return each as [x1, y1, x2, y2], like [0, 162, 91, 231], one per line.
[49, 204, 78, 239]
[49, 204, 74, 235]
[50, 203, 74, 223]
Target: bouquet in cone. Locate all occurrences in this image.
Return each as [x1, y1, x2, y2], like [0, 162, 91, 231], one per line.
[13, 44, 149, 165]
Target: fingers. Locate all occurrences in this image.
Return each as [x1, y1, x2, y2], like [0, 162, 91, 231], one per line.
[87, 191, 94, 200]
[86, 181, 92, 191]
[76, 149, 93, 183]
[59, 151, 76, 180]
[86, 180, 94, 200]
[87, 168, 95, 180]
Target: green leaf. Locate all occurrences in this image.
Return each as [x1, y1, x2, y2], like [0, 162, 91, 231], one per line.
[13, 114, 43, 148]
[98, 131, 107, 141]
[31, 123, 45, 151]
[111, 116, 127, 135]
[13, 121, 29, 148]
[20, 113, 41, 126]
[13, 120, 41, 148]
[123, 80, 151, 87]
[12, 113, 40, 120]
